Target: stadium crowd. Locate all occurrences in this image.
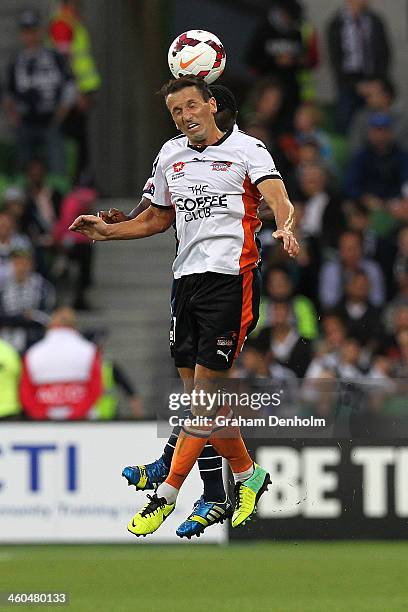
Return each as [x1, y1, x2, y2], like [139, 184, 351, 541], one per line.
[233, 0, 408, 424]
[0, 0, 407, 422]
[0, 3, 142, 420]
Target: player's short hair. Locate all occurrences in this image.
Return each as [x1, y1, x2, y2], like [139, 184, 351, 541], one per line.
[210, 84, 237, 115]
[160, 75, 212, 102]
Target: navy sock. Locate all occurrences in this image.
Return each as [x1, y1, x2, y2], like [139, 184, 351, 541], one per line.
[161, 429, 179, 468]
[198, 443, 226, 503]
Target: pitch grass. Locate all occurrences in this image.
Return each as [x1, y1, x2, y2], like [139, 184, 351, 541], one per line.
[1, 542, 408, 612]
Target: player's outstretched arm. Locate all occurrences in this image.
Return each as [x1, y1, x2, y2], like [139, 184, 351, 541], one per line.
[69, 205, 175, 241]
[100, 197, 151, 224]
[257, 179, 299, 258]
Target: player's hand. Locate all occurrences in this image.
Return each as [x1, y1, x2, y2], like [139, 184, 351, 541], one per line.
[99, 208, 128, 224]
[69, 215, 110, 241]
[272, 230, 299, 258]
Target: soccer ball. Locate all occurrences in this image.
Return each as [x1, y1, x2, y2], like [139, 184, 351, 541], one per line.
[168, 30, 226, 85]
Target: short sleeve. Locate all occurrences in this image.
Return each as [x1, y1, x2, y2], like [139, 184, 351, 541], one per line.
[142, 176, 154, 201]
[151, 152, 173, 209]
[245, 137, 282, 186]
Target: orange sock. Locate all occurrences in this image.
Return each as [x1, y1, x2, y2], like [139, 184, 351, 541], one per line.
[209, 433, 253, 474]
[165, 431, 208, 490]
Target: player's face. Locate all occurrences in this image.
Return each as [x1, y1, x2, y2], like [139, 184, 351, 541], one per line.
[166, 86, 218, 144]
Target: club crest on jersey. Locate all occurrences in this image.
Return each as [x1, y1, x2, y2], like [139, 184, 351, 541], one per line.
[211, 161, 232, 172]
[173, 162, 185, 173]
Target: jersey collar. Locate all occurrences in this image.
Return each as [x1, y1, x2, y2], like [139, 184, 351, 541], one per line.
[187, 128, 233, 152]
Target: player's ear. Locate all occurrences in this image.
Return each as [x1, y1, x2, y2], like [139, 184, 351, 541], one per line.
[209, 96, 217, 114]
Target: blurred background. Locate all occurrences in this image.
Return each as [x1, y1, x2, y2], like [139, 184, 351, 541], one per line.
[1, 0, 408, 420]
[1, 3, 408, 609]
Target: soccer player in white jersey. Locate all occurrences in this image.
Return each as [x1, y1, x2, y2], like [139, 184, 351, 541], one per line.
[100, 85, 239, 539]
[70, 75, 299, 536]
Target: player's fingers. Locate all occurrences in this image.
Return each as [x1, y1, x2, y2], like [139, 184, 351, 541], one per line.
[272, 231, 298, 257]
[69, 215, 98, 231]
[287, 235, 299, 257]
[284, 234, 294, 254]
[283, 234, 290, 252]
[69, 215, 86, 231]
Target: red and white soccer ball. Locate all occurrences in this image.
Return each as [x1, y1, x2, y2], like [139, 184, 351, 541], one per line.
[168, 30, 226, 85]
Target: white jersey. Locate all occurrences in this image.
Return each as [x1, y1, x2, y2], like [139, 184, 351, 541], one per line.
[142, 177, 155, 201]
[151, 128, 282, 279]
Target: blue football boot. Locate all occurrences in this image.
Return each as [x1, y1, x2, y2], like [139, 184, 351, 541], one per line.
[176, 496, 233, 539]
[122, 457, 169, 491]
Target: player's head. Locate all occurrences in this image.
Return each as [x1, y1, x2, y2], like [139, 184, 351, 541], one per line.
[211, 84, 238, 132]
[161, 75, 219, 145]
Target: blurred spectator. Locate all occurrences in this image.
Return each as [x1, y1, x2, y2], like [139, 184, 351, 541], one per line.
[243, 77, 295, 178]
[20, 307, 102, 420]
[315, 313, 347, 357]
[384, 243, 408, 332]
[292, 103, 336, 171]
[258, 265, 318, 339]
[345, 199, 396, 295]
[3, 186, 27, 233]
[49, 0, 101, 177]
[346, 113, 408, 202]
[21, 159, 63, 277]
[349, 78, 408, 151]
[53, 173, 97, 309]
[246, 0, 318, 115]
[295, 163, 345, 249]
[303, 337, 364, 426]
[256, 301, 312, 377]
[327, 0, 391, 132]
[84, 327, 143, 419]
[296, 139, 321, 166]
[392, 225, 408, 291]
[319, 231, 385, 308]
[345, 200, 377, 257]
[243, 77, 291, 139]
[332, 269, 383, 348]
[4, 9, 76, 174]
[393, 329, 408, 377]
[380, 305, 408, 363]
[235, 335, 298, 415]
[0, 248, 55, 353]
[0, 337, 22, 420]
[0, 210, 32, 290]
[305, 336, 364, 380]
[238, 335, 296, 382]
